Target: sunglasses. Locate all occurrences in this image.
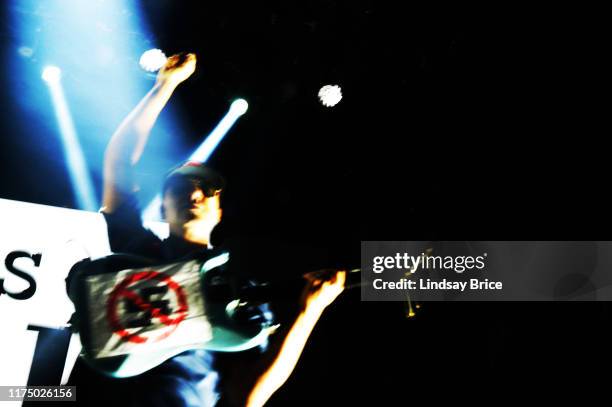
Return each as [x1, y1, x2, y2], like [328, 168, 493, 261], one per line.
[165, 177, 220, 199]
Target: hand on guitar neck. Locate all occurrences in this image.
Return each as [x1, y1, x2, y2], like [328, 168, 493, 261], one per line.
[300, 269, 347, 313]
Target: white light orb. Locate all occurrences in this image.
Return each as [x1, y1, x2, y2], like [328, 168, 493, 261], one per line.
[318, 84, 342, 107]
[230, 99, 249, 116]
[139, 48, 167, 72]
[42, 66, 61, 83]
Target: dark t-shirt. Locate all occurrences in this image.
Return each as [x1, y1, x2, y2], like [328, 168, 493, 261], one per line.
[103, 196, 209, 262]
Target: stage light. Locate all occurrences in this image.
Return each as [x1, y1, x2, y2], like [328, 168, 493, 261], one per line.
[318, 84, 342, 107]
[229, 98, 249, 116]
[139, 48, 167, 72]
[186, 97, 249, 164]
[142, 98, 249, 220]
[43, 67, 97, 212]
[42, 66, 62, 83]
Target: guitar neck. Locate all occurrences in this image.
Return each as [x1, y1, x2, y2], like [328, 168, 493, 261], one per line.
[239, 268, 361, 303]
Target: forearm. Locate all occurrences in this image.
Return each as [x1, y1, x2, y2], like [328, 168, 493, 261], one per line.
[246, 304, 326, 407]
[106, 81, 177, 166]
[102, 81, 177, 209]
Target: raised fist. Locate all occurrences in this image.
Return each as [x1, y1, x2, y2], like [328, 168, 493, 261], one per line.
[156, 52, 196, 86]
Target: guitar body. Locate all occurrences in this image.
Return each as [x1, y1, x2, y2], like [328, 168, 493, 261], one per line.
[68, 251, 273, 378]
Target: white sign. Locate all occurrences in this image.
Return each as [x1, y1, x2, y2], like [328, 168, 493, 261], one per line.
[0, 198, 168, 395]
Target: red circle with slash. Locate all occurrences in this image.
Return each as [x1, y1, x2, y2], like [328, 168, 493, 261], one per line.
[106, 270, 189, 344]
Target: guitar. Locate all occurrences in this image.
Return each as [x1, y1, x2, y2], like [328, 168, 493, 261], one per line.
[67, 250, 359, 378]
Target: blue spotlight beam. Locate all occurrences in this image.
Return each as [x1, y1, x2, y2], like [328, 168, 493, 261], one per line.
[11, 0, 178, 216]
[44, 68, 98, 212]
[141, 99, 248, 221]
[190, 99, 249, 162]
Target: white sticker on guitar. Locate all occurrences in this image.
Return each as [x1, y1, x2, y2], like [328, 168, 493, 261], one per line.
[85, 259, 212, 359]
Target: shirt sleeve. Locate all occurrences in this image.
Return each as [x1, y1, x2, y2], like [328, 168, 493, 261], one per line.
[101, 195, 162, 257]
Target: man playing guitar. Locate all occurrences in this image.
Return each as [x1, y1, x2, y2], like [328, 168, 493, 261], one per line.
[68, 52, 345, 406]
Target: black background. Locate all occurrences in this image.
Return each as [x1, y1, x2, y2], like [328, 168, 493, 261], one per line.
[2, 1, 610, 405]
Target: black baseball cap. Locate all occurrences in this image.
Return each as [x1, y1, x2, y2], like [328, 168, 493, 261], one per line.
[162, 161, 226, 197]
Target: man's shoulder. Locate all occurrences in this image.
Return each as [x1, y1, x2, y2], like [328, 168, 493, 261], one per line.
[102, 201, 164, 258]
